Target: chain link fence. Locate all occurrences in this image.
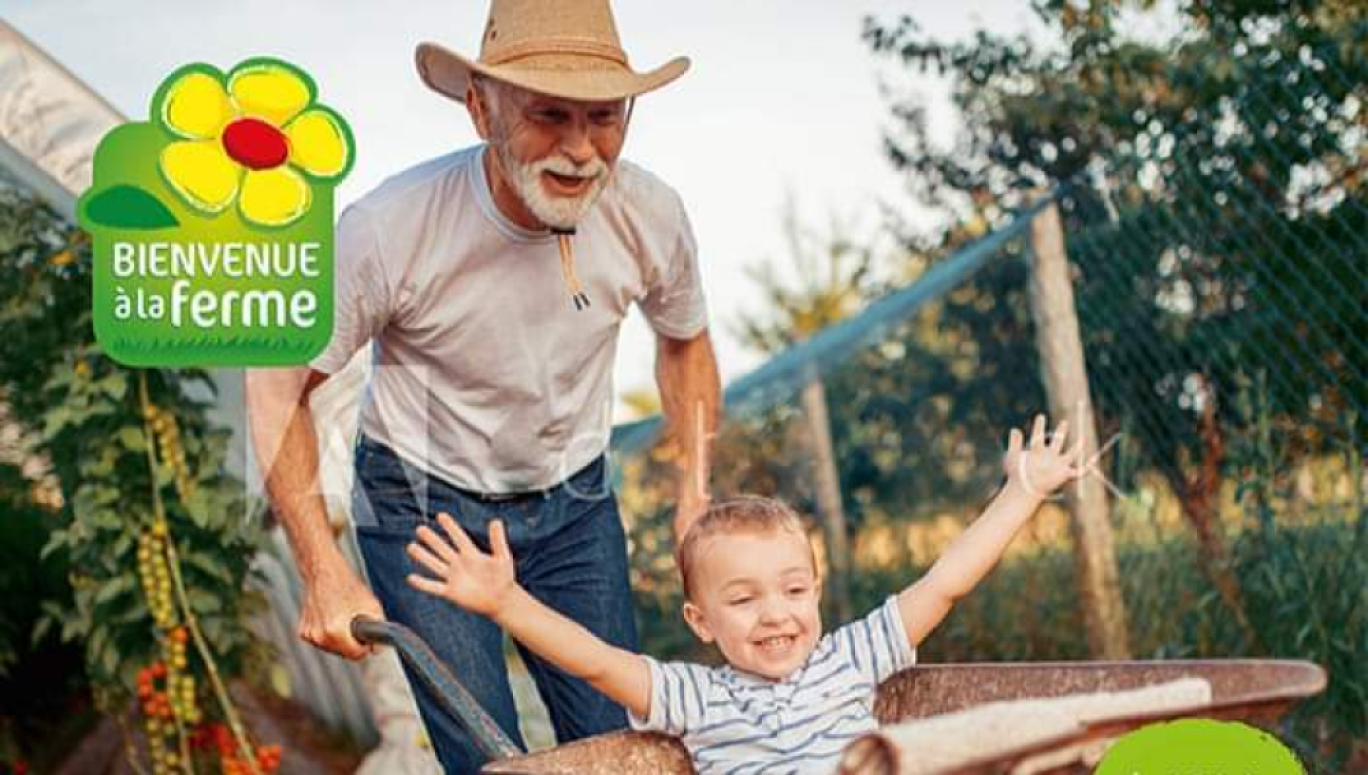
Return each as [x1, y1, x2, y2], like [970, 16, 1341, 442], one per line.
[614, 40, 1365, 768]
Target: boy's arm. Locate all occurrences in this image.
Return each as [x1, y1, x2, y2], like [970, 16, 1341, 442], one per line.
[898, 415, 1082, 647]
[494, 586, 652, 719]
[897, 478, 1045, 647]
[405, 514, 651, 719]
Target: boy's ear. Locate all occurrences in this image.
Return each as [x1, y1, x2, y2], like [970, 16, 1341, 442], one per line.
[682, 601, 714, 644]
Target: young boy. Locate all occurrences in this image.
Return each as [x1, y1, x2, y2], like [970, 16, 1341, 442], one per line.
[405, 415, 1084, 773]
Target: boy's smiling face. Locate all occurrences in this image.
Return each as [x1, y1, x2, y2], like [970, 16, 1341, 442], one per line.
[682, 528, 823, 681]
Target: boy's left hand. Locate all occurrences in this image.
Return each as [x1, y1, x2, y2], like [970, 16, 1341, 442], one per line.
[1003, 414, 1085, 497]
[406, 514, 516, 619]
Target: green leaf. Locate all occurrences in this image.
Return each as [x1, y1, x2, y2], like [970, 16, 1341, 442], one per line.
[199, 615, 224, 644]
[85, 399, 116, 419]
[85, 625, 106, 671]
[72, 583, 95, 612]
[93, 484, 121, 506]
[186, 492, 210, 529]
[111, 530, 135, 558]
[118, 657, 142, 690]
[112, 598, 149, 624]
[80, 185, 180, 230]
[31, 607, 58, 645]
[61, 614, 86, 643]
[183, 550, 233, 585]
[100, 372, 129, 400]
[82, 455, 115, 478]
[40, 406, 73, 438]
[99, 637, 120, 682]
[117, 426, 146, 453]
[94, 575, 135, 607]
[90, 508, 124, 531]
[40, 529, 70, 560]
[187, 589, 222, 615]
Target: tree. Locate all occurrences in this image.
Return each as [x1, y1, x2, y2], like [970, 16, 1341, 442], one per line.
[863, 0, 1368, 649]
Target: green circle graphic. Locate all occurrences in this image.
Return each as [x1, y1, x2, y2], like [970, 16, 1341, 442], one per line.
[1096, 718, 1304, 774]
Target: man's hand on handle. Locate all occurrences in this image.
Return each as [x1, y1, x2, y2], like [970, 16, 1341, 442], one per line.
[299, 561, 385, 660]
[298, 560, 385, 664]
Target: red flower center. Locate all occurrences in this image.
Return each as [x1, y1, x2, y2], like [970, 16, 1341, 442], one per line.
[221, 117, 289, 170]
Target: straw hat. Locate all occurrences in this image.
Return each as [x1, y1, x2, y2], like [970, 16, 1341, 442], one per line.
[416, 0, 690, 104]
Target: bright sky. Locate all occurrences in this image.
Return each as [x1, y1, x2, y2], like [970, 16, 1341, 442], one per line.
[1, 0, 1044, 418]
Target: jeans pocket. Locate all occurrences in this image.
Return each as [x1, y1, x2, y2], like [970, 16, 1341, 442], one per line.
[354, 491, 431, 536]
[352, 437, 438, 534]
[354, 437, 424, 495]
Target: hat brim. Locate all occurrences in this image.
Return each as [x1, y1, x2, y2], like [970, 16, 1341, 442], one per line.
[416, 41, 689, 104]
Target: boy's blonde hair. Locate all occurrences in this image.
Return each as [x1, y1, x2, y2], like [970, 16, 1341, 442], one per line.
[678, 495, 814, 600]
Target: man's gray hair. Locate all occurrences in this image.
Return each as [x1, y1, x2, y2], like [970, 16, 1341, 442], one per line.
[470, 74, 516, 128]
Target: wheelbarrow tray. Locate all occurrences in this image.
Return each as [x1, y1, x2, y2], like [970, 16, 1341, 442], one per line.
[481, 659, 1326, 775]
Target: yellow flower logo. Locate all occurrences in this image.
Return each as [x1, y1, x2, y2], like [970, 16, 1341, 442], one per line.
[153, 58, 353, 227]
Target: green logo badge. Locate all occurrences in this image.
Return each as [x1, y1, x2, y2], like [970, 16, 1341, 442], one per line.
[1096, 718, 1305, 774]
[79, 57, 354, 366]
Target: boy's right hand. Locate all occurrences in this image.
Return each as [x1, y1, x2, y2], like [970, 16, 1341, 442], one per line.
[1003, 414, 1084, 497]
[406, 514, 515, 619]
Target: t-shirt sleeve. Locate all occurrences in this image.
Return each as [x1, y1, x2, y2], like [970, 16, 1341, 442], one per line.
[628, 655, 713, 736]
[831, 595, 917, 686]
[309, 205, 395, 374]
[639, 194, 707, 340]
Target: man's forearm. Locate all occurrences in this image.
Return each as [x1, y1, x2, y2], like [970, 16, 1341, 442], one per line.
[656, 332, 721, 535]
[246, 369, 346, 581]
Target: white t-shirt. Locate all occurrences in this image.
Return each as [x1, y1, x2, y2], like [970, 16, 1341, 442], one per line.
[629, 596, 917, 775]
[311, 144, 707, 492]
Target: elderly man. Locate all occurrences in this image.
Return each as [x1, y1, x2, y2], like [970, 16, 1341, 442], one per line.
[245, 0, 719, 770]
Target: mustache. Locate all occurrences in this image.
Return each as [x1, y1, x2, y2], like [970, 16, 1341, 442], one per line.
[532, 154, 608, 181]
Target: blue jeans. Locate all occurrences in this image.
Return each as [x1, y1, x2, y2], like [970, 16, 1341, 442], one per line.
[351, 435, 637, 773]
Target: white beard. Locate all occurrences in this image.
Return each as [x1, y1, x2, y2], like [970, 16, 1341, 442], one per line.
[496, 144, 610, 230]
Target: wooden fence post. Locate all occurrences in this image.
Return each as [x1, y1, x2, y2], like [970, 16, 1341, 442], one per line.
[801, 369, 854, 623]
[1028, 200, 1132, 659]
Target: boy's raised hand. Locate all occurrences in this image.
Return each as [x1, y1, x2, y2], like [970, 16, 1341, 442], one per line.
[406, 514, 515, 619]
[1003, 414, 1085, 497]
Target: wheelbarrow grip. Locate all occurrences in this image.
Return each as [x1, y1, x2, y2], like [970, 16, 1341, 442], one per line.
[351, 615, 523, 762]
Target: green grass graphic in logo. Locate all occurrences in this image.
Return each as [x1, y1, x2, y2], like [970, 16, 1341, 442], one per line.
[79, 57, 353, 367]
[1096, 719, 1304, 774]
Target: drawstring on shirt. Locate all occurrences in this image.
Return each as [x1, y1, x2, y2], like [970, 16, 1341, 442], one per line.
[549, 97, 630, 312]
[553, 227, 590, 310]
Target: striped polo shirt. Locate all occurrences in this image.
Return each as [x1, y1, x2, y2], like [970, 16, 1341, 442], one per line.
[629, 596, 916, 774]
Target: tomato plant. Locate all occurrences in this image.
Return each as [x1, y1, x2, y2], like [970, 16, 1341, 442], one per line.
[2, 184, 277, 773]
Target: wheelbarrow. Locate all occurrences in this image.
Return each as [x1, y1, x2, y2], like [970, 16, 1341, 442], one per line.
[352, 617, 1326, 774]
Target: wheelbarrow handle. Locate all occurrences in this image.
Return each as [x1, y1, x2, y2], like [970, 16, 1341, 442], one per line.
[351, 615, 523, 762]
